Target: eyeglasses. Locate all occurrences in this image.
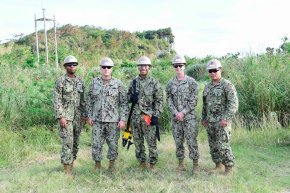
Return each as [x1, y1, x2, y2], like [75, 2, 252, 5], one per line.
[208, 69, 219, 73]
[173, 65, 184, 68]
[65, 63, 78, 67]
[101, 66, 112, 69]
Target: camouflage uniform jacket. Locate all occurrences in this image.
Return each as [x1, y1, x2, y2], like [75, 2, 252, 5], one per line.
[202, 78, 238, 123]
[166, 75, 198, 120]
[128, 76, 163, 117]
[87, 77, 128, 122]
[53, 74, 86, 121]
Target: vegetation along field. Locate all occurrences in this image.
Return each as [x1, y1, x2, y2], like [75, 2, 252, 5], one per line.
[0, 25, 290, 193]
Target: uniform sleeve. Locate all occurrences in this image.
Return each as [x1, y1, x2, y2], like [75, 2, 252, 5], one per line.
[181, 80, 198, 115]
[119, 81, 129, 121]
[222, 82, 239, 121]
[166, 81, 178, 116]
[86, 80, 94, 119]
[201, 87, 207, 121]
[53, 78, 63, 119]
[80, 80, 86, 118]
[153, 80, 164, 117]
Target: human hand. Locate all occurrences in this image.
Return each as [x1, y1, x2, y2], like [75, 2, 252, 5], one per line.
[118, 120, 126, 129]
[175, 112, 185, 121]
[82, 116, 86, 125]
[220, 119, 228, 128]
[59, 117, 67, 128]
[202, 120, 208, 127]
[88, 118, 94, 126]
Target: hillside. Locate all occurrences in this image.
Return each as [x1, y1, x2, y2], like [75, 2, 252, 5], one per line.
[0, 24, 175, 67]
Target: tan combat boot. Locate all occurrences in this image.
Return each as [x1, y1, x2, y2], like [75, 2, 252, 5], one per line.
[176, 159, 186, 172]
[139, 161, 147, 171]
[224, 166, 233, 176]
[149, 164, 157, 173]
[192, 159, 200, 174]
[64, 164, 74, 179]
[94, 161, 101, 172]
[208, 163, 224, 174]
[64, 164, 69, 175]
[108, 160, 116, 173]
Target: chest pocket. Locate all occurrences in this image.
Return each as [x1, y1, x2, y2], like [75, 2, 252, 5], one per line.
[108, 86, 119, 97]
[213, 88, 223, 104]
[144, 87, 154, 96]
[63, 84, 74, 94]
[92, 86, 102, 96]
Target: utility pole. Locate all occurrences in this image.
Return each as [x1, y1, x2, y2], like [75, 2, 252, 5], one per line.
[34, 14, 40, 65]
[35, 8, 58, 66]
[43, 8, 49, 64]
[54, 15, 59, 68]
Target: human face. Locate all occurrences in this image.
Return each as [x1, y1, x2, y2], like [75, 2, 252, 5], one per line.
[138, 65, 150, 76]
[100, 65, 113, 77]
[65, 63, 78, 75]
[173, 64, 185, 75]
[208, 68, 222, 82]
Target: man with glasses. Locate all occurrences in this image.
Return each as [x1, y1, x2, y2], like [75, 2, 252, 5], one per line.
[127, 56, 163, 173]
[87, 57, 128, 173]
[166, 55, 200, 174]
[202, 59, 239, 176]
[53, 55, 86, 178]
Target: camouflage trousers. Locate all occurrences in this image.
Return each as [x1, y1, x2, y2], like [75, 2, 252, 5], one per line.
[92, 121, 120, 161]
[59, 119, 82, 164]
[171, 118, 199, 160]
[206, 122, 234, 167]
[131, 115, 158, 164]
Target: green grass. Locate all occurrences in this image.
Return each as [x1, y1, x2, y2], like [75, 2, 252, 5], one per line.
[0, 126, 290, 193]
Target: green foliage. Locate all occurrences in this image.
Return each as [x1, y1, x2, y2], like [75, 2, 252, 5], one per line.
[186, 63, 207, 81]
[136, 27, 174, 43]
[226, 54, 290, 126]
[0, 64, 61, 128]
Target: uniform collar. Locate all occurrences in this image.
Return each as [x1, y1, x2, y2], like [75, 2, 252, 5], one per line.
[210, 78, 223, 86]
[173, 75, 188, 84]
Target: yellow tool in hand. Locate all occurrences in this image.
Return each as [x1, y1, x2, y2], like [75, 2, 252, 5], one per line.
[122, 127, 133, 150]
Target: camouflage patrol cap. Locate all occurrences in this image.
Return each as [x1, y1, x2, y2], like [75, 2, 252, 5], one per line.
[207, 59, 222, 69]
[172, 55, 186, 64]
[100, 57, 114, 67]
[137, 56, 152, 66]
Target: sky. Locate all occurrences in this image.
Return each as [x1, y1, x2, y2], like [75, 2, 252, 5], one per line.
[0, 0, 289, 57]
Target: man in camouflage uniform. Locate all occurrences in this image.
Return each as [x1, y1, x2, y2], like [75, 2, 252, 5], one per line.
[127, 56, 163, 172]
[53, 55, 86, 178]
[87, 57, 128, 172]
[202, 59, 239, 176]
[166, 55, 200, 174]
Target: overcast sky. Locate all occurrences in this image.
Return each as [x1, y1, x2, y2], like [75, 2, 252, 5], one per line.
[0, 0, 289, 57]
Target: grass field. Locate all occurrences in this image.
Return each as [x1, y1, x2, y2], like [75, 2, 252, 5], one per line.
[0, 127, 290, 193]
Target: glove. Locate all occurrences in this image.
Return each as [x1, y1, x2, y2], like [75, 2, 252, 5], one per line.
[150, 115, 158, 126]
[130, 93, 138, 103]
[143, 115, 151, 126]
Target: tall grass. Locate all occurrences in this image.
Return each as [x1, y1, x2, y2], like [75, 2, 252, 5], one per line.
[185, 53, 290, 127]
[0, 52, 289, 129]
[0, 65, 60, 128]
[224, 54, 290, 126]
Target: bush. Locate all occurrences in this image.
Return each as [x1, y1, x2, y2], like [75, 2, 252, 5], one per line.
[186, 63, 207, 81]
